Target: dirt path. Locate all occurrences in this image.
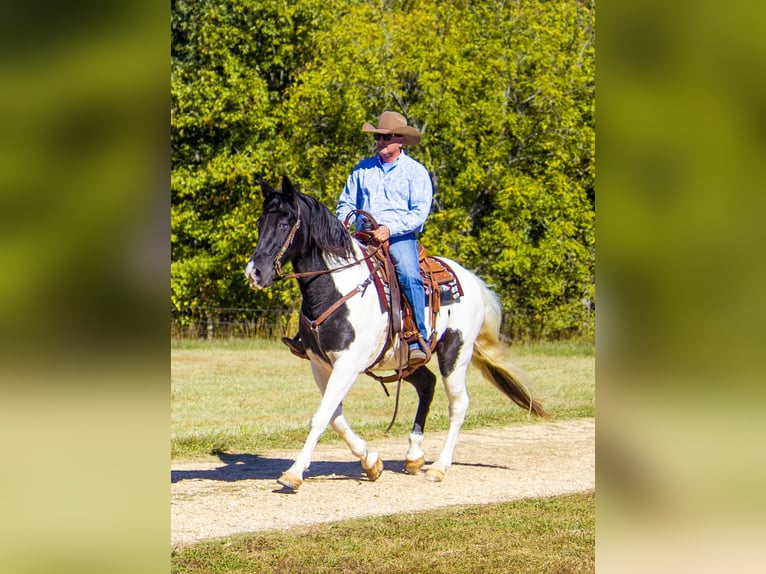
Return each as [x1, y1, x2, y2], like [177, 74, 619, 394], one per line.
[171, 418, 594, 547]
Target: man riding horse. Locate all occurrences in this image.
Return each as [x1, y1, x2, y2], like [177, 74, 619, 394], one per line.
[283, 110, 433, 365]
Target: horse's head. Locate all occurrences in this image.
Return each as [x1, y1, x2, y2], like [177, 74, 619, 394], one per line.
[245, 175, 303, 289]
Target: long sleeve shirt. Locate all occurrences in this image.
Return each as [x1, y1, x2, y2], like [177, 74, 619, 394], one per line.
[336, 152, 433, 238]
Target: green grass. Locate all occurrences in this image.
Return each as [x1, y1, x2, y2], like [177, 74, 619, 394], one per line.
[171, 339, 594, 460]
[171, 491, 594, 573]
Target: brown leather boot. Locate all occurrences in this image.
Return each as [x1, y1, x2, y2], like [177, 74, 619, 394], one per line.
[281, 333, 307, 359]
[408, 335, 431, 366]
[408, 346, 428, 365]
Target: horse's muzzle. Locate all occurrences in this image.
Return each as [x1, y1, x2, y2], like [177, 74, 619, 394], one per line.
[244, 260, 265, 290]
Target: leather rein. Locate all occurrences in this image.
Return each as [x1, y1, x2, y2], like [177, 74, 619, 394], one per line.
[273, 202, 381, 281]
[270, 203, 386, 336]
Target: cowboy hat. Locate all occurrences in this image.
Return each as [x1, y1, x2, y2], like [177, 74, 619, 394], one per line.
[362, 110, 422, 146]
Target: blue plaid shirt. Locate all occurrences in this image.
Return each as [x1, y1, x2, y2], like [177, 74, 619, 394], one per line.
[336, 152, 433, 237]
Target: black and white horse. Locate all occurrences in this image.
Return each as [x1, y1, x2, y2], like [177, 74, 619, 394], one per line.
[245, 176, 547, 491]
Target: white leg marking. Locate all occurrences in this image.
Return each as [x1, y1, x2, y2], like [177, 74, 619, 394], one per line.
[406, 432, 425, 463]
[282, 362, 360, 483]
[405, 432, 426, 474]
[428, 364, 470, 478]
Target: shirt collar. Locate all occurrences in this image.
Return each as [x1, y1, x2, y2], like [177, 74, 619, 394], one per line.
[376, 153, 401, 170]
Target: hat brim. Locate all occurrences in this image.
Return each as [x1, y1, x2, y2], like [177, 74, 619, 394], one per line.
[362, 122, 421, 146]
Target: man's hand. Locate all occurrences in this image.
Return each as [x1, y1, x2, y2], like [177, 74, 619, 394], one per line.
[372, 225, 390, 243]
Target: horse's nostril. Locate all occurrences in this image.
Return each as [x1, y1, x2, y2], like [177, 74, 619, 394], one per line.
[245, 260, 260, 285]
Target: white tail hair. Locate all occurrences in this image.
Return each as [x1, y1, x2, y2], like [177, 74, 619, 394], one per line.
[471, 279, 549, 417]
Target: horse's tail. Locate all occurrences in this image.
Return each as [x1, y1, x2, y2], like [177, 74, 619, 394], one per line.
[471, 280, 550, 418]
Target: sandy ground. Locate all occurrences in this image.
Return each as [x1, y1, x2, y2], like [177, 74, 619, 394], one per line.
[171, 417, 594, 547]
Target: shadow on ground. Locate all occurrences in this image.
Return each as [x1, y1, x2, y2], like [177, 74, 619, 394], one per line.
[172, 451, 510, 484]
[172, 452, 406, 483]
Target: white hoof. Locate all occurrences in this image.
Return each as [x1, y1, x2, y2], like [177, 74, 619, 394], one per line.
[404, 456, 425, 475]
[277, 472, 303, 491]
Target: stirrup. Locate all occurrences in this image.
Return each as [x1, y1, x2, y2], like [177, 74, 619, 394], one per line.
[281, 335, 308, 359]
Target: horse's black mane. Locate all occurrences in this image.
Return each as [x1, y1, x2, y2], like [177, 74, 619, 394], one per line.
[295, 191, 355, 260]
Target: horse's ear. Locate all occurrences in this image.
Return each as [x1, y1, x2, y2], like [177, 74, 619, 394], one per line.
[259, 177, 275, 198]
[281, 175, 296, 201]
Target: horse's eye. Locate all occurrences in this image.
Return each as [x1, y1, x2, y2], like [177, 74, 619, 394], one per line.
[279, 222, 289, 230]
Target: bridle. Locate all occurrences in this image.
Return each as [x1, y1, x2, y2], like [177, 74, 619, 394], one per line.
[272, 198, 301, 278]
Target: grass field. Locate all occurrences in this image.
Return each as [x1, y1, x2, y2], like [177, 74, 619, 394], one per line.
[171, 339, 595, 459]
[171, 491, 595, 573]
[171, 339, 595, 572]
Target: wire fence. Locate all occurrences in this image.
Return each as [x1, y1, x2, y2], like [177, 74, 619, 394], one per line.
[171, 307, 300, 340]
[171, 303, 595, 342]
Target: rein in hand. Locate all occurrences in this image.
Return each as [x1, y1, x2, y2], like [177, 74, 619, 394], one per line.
[274, 208, 385, 281]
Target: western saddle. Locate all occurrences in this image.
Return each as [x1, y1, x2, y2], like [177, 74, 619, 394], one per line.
[350, 211, 464, 382]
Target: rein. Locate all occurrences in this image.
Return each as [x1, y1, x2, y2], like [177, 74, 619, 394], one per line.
[273, 203, 382, 281]
[302, 259, 381, 331]
[277, 255, 377, 281]
[270, 202, 386, 355]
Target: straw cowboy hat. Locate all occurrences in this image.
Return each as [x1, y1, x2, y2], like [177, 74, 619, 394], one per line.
[362, 111, 422, 146]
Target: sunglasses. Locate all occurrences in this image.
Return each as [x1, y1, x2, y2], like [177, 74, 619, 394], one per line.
[373, 133, 400, 142]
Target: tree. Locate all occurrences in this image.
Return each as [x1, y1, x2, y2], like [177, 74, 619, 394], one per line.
[171, 0, 595, 340]
[171, 0, 335, 318]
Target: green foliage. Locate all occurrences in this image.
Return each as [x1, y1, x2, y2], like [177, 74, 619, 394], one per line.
[171, 0, 595, 340]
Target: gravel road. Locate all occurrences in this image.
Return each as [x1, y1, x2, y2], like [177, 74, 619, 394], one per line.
[171, 417, 595, 546]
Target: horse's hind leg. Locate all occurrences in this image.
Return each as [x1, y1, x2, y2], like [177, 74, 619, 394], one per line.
[427, 328, 470, 482]
[403, 366, 436, 474]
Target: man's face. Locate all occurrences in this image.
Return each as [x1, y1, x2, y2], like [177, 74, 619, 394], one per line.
[374, 133, 404, 162]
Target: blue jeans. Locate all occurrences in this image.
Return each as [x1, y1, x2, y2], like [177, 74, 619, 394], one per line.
[388, 234, 428, 343]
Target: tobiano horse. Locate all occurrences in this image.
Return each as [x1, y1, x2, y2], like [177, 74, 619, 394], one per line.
[245, 176, 548, 491]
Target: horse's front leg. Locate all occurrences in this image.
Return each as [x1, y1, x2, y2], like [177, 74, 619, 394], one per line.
[329, 409, 383, 482]
[277, 361, 382, 491]
[313, 359, 383, 481]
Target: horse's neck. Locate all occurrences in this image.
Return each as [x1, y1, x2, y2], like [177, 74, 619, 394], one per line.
[293, 245, 366, 319]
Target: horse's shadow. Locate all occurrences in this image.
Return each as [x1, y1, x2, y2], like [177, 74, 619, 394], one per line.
[171, 452, 511, 486]
[171, 452, 380, 485]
